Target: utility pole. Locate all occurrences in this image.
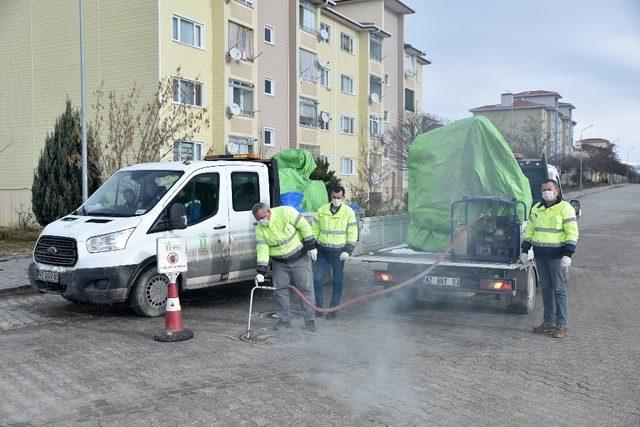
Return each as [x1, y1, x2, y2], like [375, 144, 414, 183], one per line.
[627, 147, 635, 183]
[79, 0, 88, 201]
[578, 124, 594, 190]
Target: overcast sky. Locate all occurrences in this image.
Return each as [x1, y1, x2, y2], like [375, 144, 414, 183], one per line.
[405, 0, 640, 164]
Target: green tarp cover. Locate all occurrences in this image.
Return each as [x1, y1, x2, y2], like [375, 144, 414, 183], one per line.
[406, 116, 532, 251]
[274, 149, 328, 212]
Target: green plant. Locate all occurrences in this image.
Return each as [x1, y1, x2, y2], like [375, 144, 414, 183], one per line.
[310, 157, 342, 199]
[32, 99, 102, 226]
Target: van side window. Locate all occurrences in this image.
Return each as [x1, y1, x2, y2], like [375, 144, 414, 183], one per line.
[170, 173, 220, 225]
[231, 172, 260, 212]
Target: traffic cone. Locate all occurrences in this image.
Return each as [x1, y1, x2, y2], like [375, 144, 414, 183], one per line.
[154, 281, 193, 342]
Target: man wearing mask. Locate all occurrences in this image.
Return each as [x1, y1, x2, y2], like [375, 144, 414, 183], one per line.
[252, 203, 318, 331]
[521, 179, 579, 338]
[312, 185, 358, 319]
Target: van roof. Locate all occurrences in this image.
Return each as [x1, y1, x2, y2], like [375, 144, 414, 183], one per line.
[118, 160, 264, 173]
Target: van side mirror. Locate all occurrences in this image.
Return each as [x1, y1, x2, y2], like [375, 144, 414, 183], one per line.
[570, 199, 581, 219]
[169, 203, 188, 230]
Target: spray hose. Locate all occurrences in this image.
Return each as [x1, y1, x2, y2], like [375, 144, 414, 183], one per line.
[285, 215, 488, 314]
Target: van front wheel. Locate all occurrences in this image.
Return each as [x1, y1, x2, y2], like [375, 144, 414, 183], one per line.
[129, 266, 169, 317]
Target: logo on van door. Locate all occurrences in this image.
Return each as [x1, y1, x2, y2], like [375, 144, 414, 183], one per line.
[197, 233, 207, 248]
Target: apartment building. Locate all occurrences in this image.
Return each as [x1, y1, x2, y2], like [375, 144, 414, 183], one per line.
[0, 0, 426, 225]
[469, 90, 576, 158]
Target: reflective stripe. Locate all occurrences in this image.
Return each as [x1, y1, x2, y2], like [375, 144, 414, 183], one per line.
[565, 240, 577, 246]
[321, 229, 347, 235]
[257, 262, 269, 267]
[522, 238, 531, 243]
[293, 214, 302, 226]
[534, 227, 563, 233]
[313, 217, 320, 224]
[347, 222, 357, 227]
[256, 239, 267, 245]
[268, 231, 297, 248]
[318, 242, 345, 248]
[563, 217, 577, 224]
[532, 241, 564, 248]
[346, 240, 357, 246]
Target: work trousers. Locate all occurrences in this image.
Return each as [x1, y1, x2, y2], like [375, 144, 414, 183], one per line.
[271, 255, 315, 323]
[313, 250, 345, 309]
[535, 256, 569, 326]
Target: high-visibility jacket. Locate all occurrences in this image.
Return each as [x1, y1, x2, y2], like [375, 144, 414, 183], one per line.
[522, 198, 579, 258]
[255, 206, 316, 273]
[311, 203, 358, 254]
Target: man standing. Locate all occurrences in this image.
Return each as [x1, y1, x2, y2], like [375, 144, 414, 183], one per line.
[252, 203, 318, 331]
[312, 185, 358, 319]
[521, 179, 579, 338]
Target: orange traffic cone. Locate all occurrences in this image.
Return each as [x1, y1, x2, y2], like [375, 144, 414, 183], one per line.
[154, 280, 193, 342]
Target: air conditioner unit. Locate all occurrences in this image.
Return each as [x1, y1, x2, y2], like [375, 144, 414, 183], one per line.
[227, 103, 241, 116]
[228, 47, 242, 61]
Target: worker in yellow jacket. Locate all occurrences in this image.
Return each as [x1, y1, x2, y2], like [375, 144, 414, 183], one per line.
[311, 185, 358, 319]
[521, 179, 579, 338]
[252, 203, 318, 331]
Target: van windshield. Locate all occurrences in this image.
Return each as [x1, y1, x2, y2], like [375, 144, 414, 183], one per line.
[79, 170, 183, 217]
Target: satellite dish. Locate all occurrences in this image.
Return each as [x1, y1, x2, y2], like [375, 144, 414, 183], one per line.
[382, 133, 391, 143]
[228, 47, 242, 61]
[320, 111, 330, 123]
[317, 57, 328, 68]
[319, 28, 330, 41]
[226, 142, 239, 155]
[227, 103, 241, 116]
[370, 93, 380, 103]
[404, 69, 415, 77]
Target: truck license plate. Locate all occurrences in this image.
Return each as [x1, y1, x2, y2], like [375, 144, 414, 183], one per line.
[423, 275, 461, 287]
[37, 270, 59, 283]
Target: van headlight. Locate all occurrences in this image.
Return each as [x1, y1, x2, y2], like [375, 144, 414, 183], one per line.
[86, 228, 134, 253]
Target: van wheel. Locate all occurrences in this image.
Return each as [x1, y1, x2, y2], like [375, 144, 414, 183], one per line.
[508, 266, 536, 314]
[129, 266, 169, 317]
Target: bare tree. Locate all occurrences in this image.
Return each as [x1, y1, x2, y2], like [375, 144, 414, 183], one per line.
[93, 68, 210, 177]
[502, 114, 551, 157]
[386, 112, 446, 171]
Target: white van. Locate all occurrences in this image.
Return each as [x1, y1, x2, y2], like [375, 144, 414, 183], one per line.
[29, 156, 283, 317]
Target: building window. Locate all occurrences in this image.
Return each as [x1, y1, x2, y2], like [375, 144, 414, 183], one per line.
[228, 21, 254, 60]
[264, 25, 274, 44]
[319, 22, 331, 43]
[229, 79, 254, 116]
[228, 136, 254, 154]
[369, 115, 382, 139]
[320, 111, 330, 131]
[172, 15, 204, 48]
[370, 35, 382, 62]
[370, 75, 382, 102]
[340, 116, 354, 134]
[300, 144, 320, 158]
[340, 74, 355, 95]
[173, 77, 204, 107]
[236, 0, 254, 7]
[300, 97, 318, 128]
[299, 49, 318, 83]
[319, 67, 331, 88]
[320, 154, 330, 165]
[340, 157, 355, 175]
[404, 88, 415, 112]
[299, 1, 316, 34]
[384, 148, 389, 160]
[264, 78, 274, 96]
[263, 128, 274, 146]
[384, 73, 390, 86]
[231, 172, 260, 212]
[340, 33, 355, 54]
[383, 110, 389, 122]
[173, 140, 204, 161]
[404, 53, 416, 77]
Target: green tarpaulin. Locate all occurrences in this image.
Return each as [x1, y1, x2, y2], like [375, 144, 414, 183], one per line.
[406, 116, 532, 251]
[274, 149, 328, 212]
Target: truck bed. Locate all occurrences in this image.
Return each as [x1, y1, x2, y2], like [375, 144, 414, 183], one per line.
[355, 243, 526, 270]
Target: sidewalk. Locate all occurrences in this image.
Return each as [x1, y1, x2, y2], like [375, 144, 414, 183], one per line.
[564, 183, 627, 199]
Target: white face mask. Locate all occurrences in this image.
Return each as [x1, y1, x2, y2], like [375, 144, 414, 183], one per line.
[259, 218, 270, 227]
[541, 190, 556, 202]
[332, 198, 343, 207]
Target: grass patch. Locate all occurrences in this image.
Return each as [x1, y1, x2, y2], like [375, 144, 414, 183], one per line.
[0, 227, 41, 258]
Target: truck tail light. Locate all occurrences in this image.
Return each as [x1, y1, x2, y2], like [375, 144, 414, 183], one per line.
[479, 278, 513, 292]
[374, 270, 394, 283]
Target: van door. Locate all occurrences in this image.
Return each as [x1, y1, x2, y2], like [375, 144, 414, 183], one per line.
[167, 171, 231, 288]
[226, 166, 268, 279]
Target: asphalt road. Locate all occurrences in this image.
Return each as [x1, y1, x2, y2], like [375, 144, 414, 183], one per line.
[1, 185, 639, 425]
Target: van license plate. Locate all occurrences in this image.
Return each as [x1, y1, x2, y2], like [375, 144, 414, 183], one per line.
[423, 275, 461, 287]
[37, 270, 59, 283]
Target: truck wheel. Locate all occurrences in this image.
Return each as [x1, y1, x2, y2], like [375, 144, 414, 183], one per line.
[129, 266, 169, 317]
[508, 266, 536, 314]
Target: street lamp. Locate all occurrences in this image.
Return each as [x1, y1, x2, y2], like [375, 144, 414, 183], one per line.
[627, 147, 635, 182]
[578, 124, 594, 190]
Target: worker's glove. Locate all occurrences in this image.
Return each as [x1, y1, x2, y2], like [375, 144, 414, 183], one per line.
[308, 248, 318, 261]
[561, 255, 572, 269]
[519, 253, 529, 264]
[339, 252, 349, 262]
[255, 273, 265, 284]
